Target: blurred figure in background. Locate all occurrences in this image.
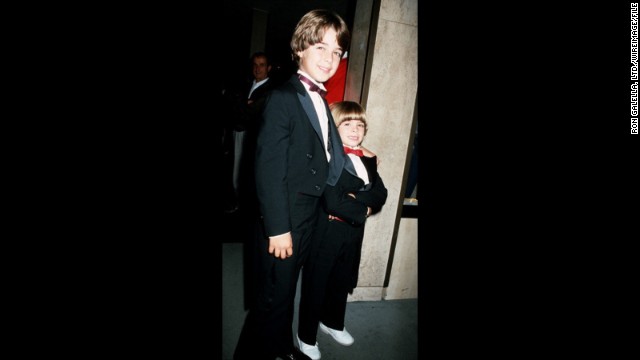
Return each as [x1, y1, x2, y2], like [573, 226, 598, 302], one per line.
[226, 52, 274, 214]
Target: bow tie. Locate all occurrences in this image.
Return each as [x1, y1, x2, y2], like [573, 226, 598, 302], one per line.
[298, 74, 327, 98]
[344, 147, 364, 157]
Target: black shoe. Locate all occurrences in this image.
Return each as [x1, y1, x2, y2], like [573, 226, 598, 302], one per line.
[278, 348, 312, 360]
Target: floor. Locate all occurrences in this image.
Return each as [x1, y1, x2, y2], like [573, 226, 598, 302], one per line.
[221, 210, 418, 360]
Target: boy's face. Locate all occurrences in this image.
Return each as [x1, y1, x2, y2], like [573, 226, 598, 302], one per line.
[337, 119, 366, 148]
[297, 27, 343, 83]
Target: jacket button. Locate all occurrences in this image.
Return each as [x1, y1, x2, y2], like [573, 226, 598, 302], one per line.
[315, 185, 321, 191]
[310, 168, 317, 175]
[306, 153, 313, 159]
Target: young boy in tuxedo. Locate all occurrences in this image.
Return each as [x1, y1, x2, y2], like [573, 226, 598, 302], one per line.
[234, 9, 350, 360]
[296, 101, 388, 360]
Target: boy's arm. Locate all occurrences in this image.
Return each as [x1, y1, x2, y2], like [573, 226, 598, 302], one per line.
[322, 184, 369, 226]
[352, 173, 388, 215]
[255, 91, 292, 237]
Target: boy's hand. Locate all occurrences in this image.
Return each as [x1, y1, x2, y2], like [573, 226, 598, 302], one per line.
[269, 233, 293, 259]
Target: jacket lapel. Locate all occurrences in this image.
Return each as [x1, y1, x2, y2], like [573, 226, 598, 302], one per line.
[291, 76, 324, 145]
[290, 75, 346, 186]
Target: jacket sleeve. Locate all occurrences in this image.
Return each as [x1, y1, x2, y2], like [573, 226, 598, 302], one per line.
[255, 90, 293, 236]
[322, 182, 369, 226]
[353, 172, 388, 215]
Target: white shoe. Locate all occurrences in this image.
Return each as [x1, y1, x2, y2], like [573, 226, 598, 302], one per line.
[297, 334, 321, 360]
[319, 322, 354, 346]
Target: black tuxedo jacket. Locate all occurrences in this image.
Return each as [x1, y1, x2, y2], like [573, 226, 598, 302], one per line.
[255, 74, 346, 237]
[321, 155, 388, 227]
[234, 78, 273, 132]
[313, 155, 388, 291]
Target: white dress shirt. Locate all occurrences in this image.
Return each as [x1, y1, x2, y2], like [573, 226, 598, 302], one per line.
[346, 150, 370, 185]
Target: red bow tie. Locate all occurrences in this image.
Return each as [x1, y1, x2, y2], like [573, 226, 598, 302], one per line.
[344, 147, 364, 157]
[298, 74, 327, 98]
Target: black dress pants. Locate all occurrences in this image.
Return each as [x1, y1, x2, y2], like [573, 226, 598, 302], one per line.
[297, 217, 362, 345]
[234, 197, 318, 360]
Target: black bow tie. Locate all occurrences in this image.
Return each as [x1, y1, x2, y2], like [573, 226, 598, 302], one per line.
[298, 74, 327, 98]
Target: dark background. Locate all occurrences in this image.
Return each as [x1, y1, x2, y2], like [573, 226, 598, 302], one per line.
[55, 3, 635, 359]
[222, 0, 357, 88]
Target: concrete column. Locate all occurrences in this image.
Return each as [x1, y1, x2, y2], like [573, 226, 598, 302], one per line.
[348, 0, 418, 301]
[384, 218, 418, 300]
[344, 0, 374, 103]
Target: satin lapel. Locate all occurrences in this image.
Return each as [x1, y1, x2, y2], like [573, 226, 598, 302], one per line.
[297, 91, 323, 141]
[326, 107, 346, 186]
[343, 156, 357, 177]
[289, 74, 345, 186]
[290, 74, 325, 146]
[359, 157, 376, 191]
